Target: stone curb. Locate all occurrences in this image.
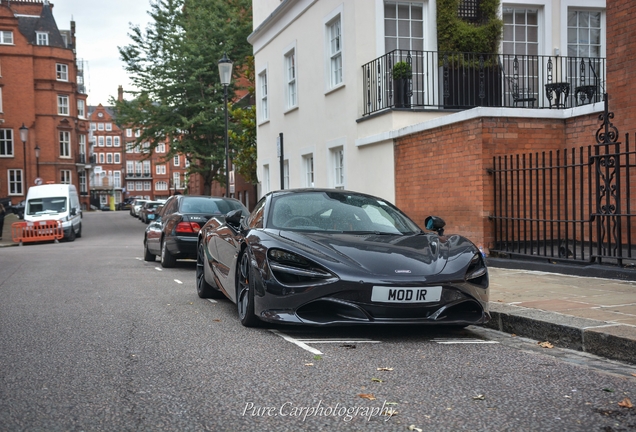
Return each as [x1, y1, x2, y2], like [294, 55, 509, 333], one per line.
[486, 302, 636, 365]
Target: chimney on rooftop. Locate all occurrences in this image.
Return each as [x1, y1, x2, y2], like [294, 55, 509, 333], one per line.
[118, 85, 124, 102]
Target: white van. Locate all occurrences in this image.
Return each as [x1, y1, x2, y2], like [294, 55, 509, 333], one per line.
[24, 184, 82, 241]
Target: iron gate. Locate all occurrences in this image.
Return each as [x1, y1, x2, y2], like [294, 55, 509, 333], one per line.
[491, 96, 636, 267]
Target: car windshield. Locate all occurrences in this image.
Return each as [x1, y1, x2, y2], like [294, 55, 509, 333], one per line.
[27, 197, 67, 215]
[268, 191, 422, 234]
[180, 197, 247, 215]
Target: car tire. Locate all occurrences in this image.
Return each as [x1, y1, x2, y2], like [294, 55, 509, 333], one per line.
[237, 252, 260, 327]
[67, 226, 76, 242]
[76, 223, 82, 238]
[144, 239, 155, 262]
[196, 242, 223, 298]
[160, 239, 176, 268]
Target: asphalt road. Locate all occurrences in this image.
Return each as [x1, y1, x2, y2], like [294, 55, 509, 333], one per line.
[1, 211, 636, 431]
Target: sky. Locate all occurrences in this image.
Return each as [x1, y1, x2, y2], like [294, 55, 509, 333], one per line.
[51, 0, 154, 106]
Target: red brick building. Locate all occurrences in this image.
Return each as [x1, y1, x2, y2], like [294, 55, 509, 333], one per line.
[0, 0, 88, 206]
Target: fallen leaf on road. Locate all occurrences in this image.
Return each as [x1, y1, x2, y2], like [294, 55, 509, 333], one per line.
[472, 394, 485, 400]
[377, 367, 394, 371]
[497, 300, 503, 302]
[358, 393, 376, 400]
[631, 373, 636, 378]
[408, 425, 423, 432]
[213, 319, 221, 322]
[603, 388, 614, 393]
[382, 408, 398, 417]
[618, 398, 633, 408]
[538, 341, 554, 348]
[371, 378, 383, 382]
[304, 363, 314, 366]
[340, 344, 356, 349]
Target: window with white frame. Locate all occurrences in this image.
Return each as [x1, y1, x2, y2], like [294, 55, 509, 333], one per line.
[0, 129, 13, 156]
[174, 155, 180, 166]
[90, 123, 96, 131]
[0, 87, 3, 113]
[114, 153, 120, 164]
[9, 169, 22, 195]
[127, 161, 134, 174]
[126, 142, 134, 153]
[98, 136, 104, 147]
[258, 69, 268, 122]
[59, 131, 71, 157]
[327, 16, 343, 87]
[99, 153, 105, 164]
[79, 171, 87, 193]
[156, 164, 166, 175]
[114, 136, 120, 147]
[60, 170, 71, 184]
[58, 95, 69, 115]
[106, 136, 112, 147]
[126, 128, 132, 137]
[135, 161, 142, 174]
[77, 99, 85, 118]
[184, 158, 190, 168]
[107, 153, 113, 164]
[173, 172, 181, 189]
[0, 31, 13, 44]
[98, 123, 104, 131]
[157, 143, 165, 153]
[331, 147, 344, 189]
[567, 9, 603, 58]
[156, 181, 168, 191]
[303, 154, 314, 187]
[135, 129, 141, 137]
[79, 134, 86, 155]
[262, 164, 270, 194]
[114, 171, 121, 188]
[106, 123, 112, 131]
[284, 49, 297, 109]
[384, 2, 424, 51]
[56, 64, 68, 81]
[37, 32, 49, 45]
[143, 160, 150, 175]
[143, 181, 151, 191]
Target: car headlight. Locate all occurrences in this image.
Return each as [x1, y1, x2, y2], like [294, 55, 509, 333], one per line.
[267, 248, 337, 286]
[465, 253, 488, 287]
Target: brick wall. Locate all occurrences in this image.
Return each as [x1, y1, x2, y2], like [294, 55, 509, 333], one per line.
[395, 114, 598, 250]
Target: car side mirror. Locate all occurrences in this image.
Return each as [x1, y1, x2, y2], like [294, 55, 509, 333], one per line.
[225, 209, 243, 227]
[70, 208, 77, 216]
[424, 216, 445, 236]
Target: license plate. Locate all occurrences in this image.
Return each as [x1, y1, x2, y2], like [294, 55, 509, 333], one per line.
[371, 286, 442, 303]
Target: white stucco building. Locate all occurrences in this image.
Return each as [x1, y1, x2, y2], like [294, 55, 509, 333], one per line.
[248, 0, 606, 202]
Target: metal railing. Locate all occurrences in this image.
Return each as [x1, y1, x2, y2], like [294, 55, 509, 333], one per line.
[361, 50, 606, 116]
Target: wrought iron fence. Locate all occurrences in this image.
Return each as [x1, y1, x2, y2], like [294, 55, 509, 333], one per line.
[490, 98, 636, 267]
[361, 50, 606, 116]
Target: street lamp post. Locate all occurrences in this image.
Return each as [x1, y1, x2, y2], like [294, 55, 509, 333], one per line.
[34, 145, 40, 179]
[218, 53, 233, 198]
[19, 124, 28, 192]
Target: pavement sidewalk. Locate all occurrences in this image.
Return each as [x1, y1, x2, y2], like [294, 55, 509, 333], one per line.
[1, 214, 635, 364]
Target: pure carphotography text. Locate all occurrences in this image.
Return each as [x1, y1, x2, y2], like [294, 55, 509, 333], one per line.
[242, 400, 395, 422]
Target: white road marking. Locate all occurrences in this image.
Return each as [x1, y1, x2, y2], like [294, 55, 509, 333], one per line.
[174, 279, 183, 284]
[294, 339, 380, 344]
[155, 267, 162, 271]
[433, 338, 499, 344]
[207, 299, 217, 304]
[269, 330, 324, 355]
[136, 257, 142, 261]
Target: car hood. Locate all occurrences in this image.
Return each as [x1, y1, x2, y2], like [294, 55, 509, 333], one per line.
[277, 231, 449, 276]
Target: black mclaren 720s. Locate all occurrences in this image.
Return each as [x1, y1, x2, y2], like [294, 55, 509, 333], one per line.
[196, 189, 489, 327]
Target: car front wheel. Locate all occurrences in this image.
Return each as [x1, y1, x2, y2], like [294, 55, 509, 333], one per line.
[160, 240, 176, 268]
[237, 252, 260, 327]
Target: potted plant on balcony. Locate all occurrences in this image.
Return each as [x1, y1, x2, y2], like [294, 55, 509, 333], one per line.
[392, 61, 412, 108]
[437, 0, 503, 108]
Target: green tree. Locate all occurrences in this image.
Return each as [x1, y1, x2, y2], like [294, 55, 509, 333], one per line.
[112, 0, 253, 194]
[229, 55, 257, 184]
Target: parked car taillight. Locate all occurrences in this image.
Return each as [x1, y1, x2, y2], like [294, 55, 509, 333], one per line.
[175, 222, 200, 233]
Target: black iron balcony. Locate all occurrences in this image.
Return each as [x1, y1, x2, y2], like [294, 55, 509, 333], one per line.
[361, 50, 606, 116]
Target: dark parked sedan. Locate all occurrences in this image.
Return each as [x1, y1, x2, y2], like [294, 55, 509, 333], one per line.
[139, 201, 163, 224]
[144, 195, 249, 268]
[196, 188, 489, 327]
